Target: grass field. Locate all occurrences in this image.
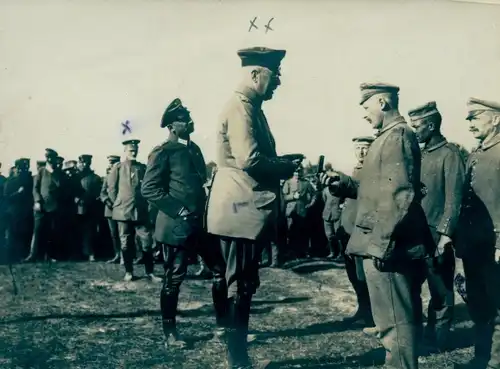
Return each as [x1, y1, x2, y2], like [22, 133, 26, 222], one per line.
[0, 260, 474, 369]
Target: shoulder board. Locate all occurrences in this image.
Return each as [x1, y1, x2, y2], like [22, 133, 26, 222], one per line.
[236, 93, 252, 104]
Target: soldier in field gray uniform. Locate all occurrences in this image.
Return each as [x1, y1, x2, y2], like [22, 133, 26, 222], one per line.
[206, 47, 301, 369]
[321, 83, 433, 369]
[454, 98, 500, 369]
[407, 102, 465, 352]
[101, 155, 122, 264]
[107, 139, 161, 283]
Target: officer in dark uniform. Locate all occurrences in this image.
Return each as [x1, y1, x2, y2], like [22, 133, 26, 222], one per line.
[75, 154, 102, 261]
[206, 47, 301, 369]
[408, 102, 465, 351]
[454, 98, 500, 369]
[336, 136, 374, 327]
[107, 139, 161, 282]
[322, 184, 343, 259]
[29, 149, 71, 261]
[4, 158, 34, 261]
[142, 98, 218, 348]
[62, 160, 81, 259]
[101, 155, 122, 264]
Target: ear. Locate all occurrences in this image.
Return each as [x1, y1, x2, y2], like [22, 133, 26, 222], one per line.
[493, 113, 500, 127]
[251, 69, 259, 83]
[378, 97, 390, 111]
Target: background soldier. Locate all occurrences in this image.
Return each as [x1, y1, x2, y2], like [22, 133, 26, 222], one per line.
[321, 83, 432, 369]
[283, 165, 317, 258]
[29, 149, 70, 261]
[107, 139, 159, 282]
[142, 98, 214, 348]
[101, 155, 122, 264]
[206, 47, 301, 369]
[62, 160, 80, 260]
[455, 98, 500, 369]
[408, 102, 465, 352]
[336, 136, 374, 328]
[322, 179, 343, 259]
[4, 158, 34, 261]
[75, 154, 102, 261]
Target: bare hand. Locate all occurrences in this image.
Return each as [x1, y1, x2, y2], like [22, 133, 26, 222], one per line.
[33, 202, 41, 212]
[293, 192, 300, 200]
[319, 172, 340, 188]
[495, 249, 500, 264]
[435, 235, 452, 257]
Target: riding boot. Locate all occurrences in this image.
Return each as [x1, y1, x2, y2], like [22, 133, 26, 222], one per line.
[143, 251, 154, 275]
[270, 243, 280, 268]
[212, 279, 229, 337]
[161, 288, 186, 348]
[226, 296, 252, 368]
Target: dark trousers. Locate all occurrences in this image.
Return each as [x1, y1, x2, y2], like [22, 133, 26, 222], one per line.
[117, 221, 153, 274]
[463, 258, 500, 367]
[363, 258, 424, 369]
[30, 211, 65, 260]
[107, 217, 120, 257]
[418, 248, 455, 347]
[77, 214, 98, 258]
[338, 228, 372, 319]
[218, 237, 262, 367]
[6, 212, 33, 262]
[287, 214, 310, 258]
[160, 233, 225, 335]
[323, 219, 340, 257]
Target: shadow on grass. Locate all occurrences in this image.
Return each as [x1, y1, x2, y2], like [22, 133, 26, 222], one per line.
[0, 304, 276, 325]
[268, 347, 386, 368]
[249, 319, 366, 340]
[252, 296, 311, 305]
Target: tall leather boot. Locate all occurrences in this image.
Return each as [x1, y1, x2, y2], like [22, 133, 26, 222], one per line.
[161, 287, 186, 349]
[226, 296, 252, 368]
[143, 251, 162, 282]
[212, 279, 229, 338]
[123, 247, 135, 281]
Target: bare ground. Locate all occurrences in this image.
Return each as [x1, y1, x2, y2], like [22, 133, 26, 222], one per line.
[0, 260, 473, 369]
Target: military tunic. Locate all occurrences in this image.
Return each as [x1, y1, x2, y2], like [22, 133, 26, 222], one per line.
[455, 133, 500, 367]
[100, 169, 121, 259]
[76, 170, 102, 258]
[107, 159, 153, 274]
[419, 136, 465, 347]
[333, 115, 432, 369]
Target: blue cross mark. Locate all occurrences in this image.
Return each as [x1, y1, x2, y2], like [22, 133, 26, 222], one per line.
[121, 120, 132, 135]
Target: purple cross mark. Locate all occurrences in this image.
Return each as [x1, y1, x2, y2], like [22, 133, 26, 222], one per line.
[121, 120, 132, 135]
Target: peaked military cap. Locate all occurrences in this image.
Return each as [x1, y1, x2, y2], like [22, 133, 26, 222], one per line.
[237, 47, 286, 72]
[45, 148, 58, 158]
[107, 155, 121, 163]
[161, 98, 191, 128]
[78, 154, 93, 162]
[36, 160, 46, 166]
[122, 139, 141, 146]
[56, 156, 64, 163]
[408, 101, 440, 121]
[466, 97, 500, 120]
[352, 136, 375, 143]
[359, 82, 400, 105]
[63, 160, 77, 171]
[15, 158, 30, 167]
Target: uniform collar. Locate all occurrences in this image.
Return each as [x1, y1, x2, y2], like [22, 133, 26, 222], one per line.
[235, 85, 263, 108]
[423, 135, 447, 153]
[376, 114, 407, 136]
[478, 132, 500, 151]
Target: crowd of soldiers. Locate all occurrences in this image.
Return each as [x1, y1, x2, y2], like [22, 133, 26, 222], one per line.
[2, 45, 500, 369]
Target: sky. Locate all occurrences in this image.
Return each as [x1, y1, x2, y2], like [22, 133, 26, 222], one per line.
[1, 0, 500, 176]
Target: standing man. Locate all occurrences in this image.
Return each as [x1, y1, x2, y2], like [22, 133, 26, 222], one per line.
[454, 98, 500, 369]
[101, 155, 122, 264]
[320, 83, 432, 369]
[28, 149, 70, 261]
[142, 98, 214, 348]
[206, 47, 301, 369]
[107, 139, 159, 282]
[322, 182, 343, 259]
[282, 166, 317, 258]
[408, 102, 465, 352]
[336, 136, 375, 327]
[4, 158, 34, 261]
[75, 154, 102, 261]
